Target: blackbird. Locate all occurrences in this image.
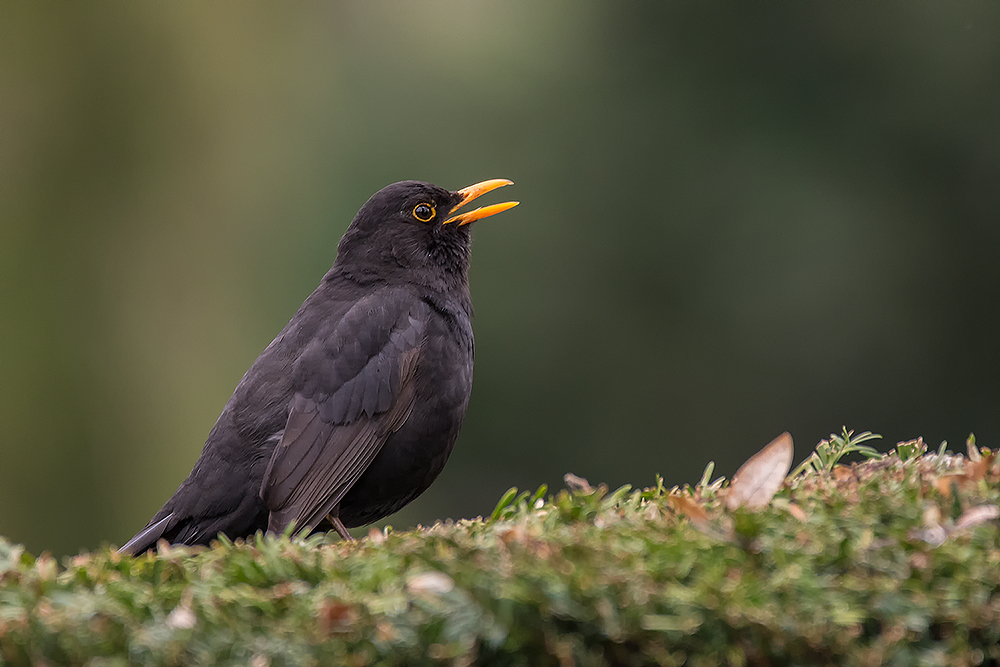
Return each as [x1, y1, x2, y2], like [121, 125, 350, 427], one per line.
[120, 179, 517, 555]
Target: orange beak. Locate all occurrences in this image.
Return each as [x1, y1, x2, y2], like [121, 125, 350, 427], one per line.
[443, 179, 519, 226]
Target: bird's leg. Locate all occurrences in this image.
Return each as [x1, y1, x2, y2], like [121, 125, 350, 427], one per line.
[327, 513, 355, 542]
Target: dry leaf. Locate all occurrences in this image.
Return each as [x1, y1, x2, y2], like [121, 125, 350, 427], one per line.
[911, 503, 998, 546]
[726, 432, 794, 511]
[910, 551, 931, 570]
[668, 493, 733, 541]
[563, 473, 593, 494]
[911, 503, 998, 545]
[911, 525, 948, 546]
[668, 493, 711, 529]
[967, 451, 994, 482]
[831, 465, 855, 481]
[166, 604, 196, 630]
[923, 503, 942, 527]
[954, 505, 1000, 531]
[317, 599, 357, 635]
[911, 503, 949, 546]
[785, 502, 808, 522]
[406, 571, 455, 595]
[935, 451, 994, 496]
[936, 474, 967, 497]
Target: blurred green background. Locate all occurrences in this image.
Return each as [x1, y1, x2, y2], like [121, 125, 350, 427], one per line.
[2, 3, 999, 557]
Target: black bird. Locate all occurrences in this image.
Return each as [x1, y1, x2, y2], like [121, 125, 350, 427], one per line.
[120, 179, 517, 555]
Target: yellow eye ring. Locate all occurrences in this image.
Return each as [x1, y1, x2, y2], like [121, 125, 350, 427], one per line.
[412, 203, 436, 222]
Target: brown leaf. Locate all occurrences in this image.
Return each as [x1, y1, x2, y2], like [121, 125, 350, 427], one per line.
[784, 502, 808, 522]
[936, 474, 968, 497]
[499, 526, 525, 545]
[831, 465, 855, 481]
[317, 599, 356, 635]
[936, 451, 995, 496]
[954, 505, 1000, 531]
[668, 493, 733, 541]
[967, 451, 994, 482]
[668, 493, 711, 529]
[563, 473, 593, 494]
[726, 432, 794, 511]
[910, 551, 931, 570]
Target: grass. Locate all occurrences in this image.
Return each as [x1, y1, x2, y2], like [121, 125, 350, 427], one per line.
[2, 432, 999, 666]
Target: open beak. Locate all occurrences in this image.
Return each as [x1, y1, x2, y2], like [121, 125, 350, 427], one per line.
[443, 179, 519, 226]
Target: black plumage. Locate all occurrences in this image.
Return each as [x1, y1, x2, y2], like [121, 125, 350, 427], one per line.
[120, 179, 517, 555]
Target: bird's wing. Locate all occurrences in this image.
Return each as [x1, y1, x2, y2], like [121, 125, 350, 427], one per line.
[260, 291, 426, 533]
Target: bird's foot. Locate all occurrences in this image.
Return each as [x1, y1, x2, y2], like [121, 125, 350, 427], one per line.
[327, 514, 355, 542]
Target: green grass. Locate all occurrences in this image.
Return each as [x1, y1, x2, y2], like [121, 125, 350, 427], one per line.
[2, 433, 999, 666]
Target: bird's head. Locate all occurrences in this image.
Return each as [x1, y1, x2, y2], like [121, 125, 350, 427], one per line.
[333, 179, 517, 286]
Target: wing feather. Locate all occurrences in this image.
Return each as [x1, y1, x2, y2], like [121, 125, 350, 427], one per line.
[260, 293, 425, 534]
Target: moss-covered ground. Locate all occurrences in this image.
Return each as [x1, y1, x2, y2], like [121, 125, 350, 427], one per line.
[2, 433, 999, 666]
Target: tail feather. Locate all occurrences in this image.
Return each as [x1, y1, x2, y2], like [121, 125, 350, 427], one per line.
[119, 513, 173, 555]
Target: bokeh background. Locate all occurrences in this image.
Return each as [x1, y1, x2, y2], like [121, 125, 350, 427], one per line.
[2, 3, 999, 557]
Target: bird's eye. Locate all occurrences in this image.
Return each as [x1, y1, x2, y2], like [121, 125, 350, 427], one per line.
[412, 203, 435, 222]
